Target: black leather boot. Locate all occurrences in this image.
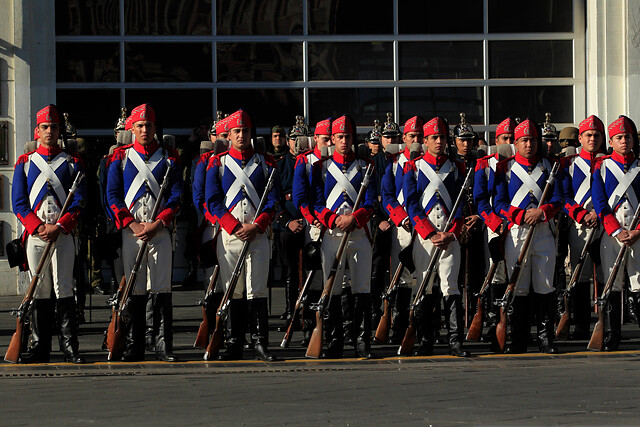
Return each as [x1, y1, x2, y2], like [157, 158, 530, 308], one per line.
[145, 293, 155, 352]
[121, 295, 147, 362]
[570, 282, 591, 340]
[324, 296, 344, 358]
[370, 274, 384, 329]
[301, 289, 321, 347]
[341, 287, 354, 346]
[353, 293, 374, 359]
[630, 291, 640, 329]
[414, 294, 435, 356]
[153, 293, 178, 362]
[486, 282, 507, 351]
[505, 296, 529, 354]
[20, 299, 54, 364]
[57, 297, 85, 364]
[535, 292, 560, 354]
[604, 291, 622, 351]
[180, 257, 198, 289]
[390, 287, 412, 345]
[219, 299, 246, 360]
[444, 295, 471, 357]
[249, 298, 277, 362]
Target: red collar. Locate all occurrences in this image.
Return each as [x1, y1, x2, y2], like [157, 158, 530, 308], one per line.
[422, 151, 448, 166]
[133, 140, 159, 156]
[515, 152, 539, 166]
[229, 146, 255, 161]
[579, 149, 599, 162]
[36, 144, 62, 156]
[611, 151, 635, 165]
[313, 147, 322, 159]
[332, 151, 355, 164]
[402, 146, 412, 160]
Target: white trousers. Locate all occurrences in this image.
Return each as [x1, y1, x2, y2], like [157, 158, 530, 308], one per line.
[567, 220, 603, 283]
[27, 233, 75, 299]
[600, 201, 640, 292]
[391, 224, 415, 288]
[122, 228, 173, 295]
[321, 227, 372, 295]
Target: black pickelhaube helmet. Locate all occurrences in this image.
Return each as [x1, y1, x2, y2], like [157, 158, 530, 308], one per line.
[114, 107, 127, 136]
[366, 120, 382, 144]
[289, 115, 310, 138]
[209, 110, 223, 136]
[541, 112, 557, 141]
[453, 112, 475, 139]
[381, 112, 401, 137]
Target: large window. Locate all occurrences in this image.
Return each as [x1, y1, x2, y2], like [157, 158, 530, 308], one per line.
[55, 0, 585, 138]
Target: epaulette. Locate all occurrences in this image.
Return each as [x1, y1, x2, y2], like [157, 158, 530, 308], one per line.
[387, 150, 404, 161]
[593, 154, 610, 170]
[196, 151, 214, 166]
[106, 143, 133, 166]
[294, 152, 309, 168]
[15, 151, 34, 166]
[208, 150, 229, 169]
[403, 158, 419, 174]
[166, 147, 181, 164]
[474, 156, 489, 172]
[263, 153, 277, 168]
[495, 155, 516, 174]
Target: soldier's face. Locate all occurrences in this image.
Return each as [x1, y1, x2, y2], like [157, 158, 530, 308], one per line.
[381, 135, 399, 148]
[367, 142, 381, 154]
[314, 134, 331, 148]
[403, 132, 423, 146]
[515, 136, 538, 159]
[209, 134, 217, 143]
[455, 137, 472, 156]
[229, 127, 252, 151]
[132, 120, 156, 145]
[496, 133, 514, 145]
[332, 132, 353, 155]
[36, 122, 60, 146]
[425, 134, 447, 157]
[218, 131, 229, 141]
[579, 130, 603, 153]
[272, 132, 285, 149]
[609, 133, 634, 156]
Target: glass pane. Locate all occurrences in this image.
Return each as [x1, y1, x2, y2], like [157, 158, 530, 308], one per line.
[309, 43, 393, 80]
[399, 87, 484, 125]
[489, 86, 573, 123]
[489, 0, 572, 33]
[126, 89, 212, 129]
[125, 43, 212, 82]
[400, 42, 483, 79]
[56, 43, 120, 83]
[217, 0, 302, 35]
[398, 0, 482, 34]
[56, 0, 119, 35]
[308, 0, 392, 35]
[308, 88, 393, 126]
[56, 89, 121, 129]
[490, 41, 573, 78]
[217, 43, 302, 82]
[125, 0, 211, 35]
[217, 89, 303, 128]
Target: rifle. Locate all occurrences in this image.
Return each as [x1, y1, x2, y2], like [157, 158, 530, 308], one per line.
[588, 201, 640, 350]
[280, 269, 317, 348]
[306, 163, 374, 359]
[193, 264, 220, 349]
[466, 261, 499, 341]
[495, 161, 560, 352]
[104, 165, 173, 361]
[555, 227, 598, 339]
[204, 168, 277, 360]
[373, 260, 406, 344]
[5, 172, 84, 363]
[398, 167, 474, 356]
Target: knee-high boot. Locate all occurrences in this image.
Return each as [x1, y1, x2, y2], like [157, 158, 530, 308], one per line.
[604, 291, 622, 351]
[630, 291, 640, 329]
[145, 293, 155, 352]
[121, 295, 147, 362]
[354, 293, 374, 359]
[341, 287, 354, 346]
[249, 298, 277, 361]
[535, 292, 560, 354]
[414, 294, 435, 356]
[570, 282, 591, 340]
[301, 289, 321, 347]
[57, 297, 85, 363]
[444, 295, 471, 357]
[154, 293, 178, 362]
[324, 295, 344, 358]
[390, 287, 412, 345]
[505, 296, 530, 354]
[219, 298, 246, 360]
[20, 299, 54, 363]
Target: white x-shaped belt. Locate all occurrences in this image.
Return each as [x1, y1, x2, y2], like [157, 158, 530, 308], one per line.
[605, 159, 640, 210]
[418, 159, 453, 212]
[570, 156, 591, 206]
[124, 148, 163, 208]
[223, 155, 261, 210]
[305, 152, 319, 177]
[393, 156, 408, 205]
[510, 162, 543, 208]
[29, 152, 68, 208]
[326, 160, 359, 210]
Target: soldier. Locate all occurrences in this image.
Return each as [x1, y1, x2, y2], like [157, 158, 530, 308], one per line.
[592, 116, 640, 351]
[403, 116, 470, 357]
[312, 114, 376, 358]
[380, 115, 424, 343]
[560, 115, 605, 340]
[380, 112, 401, 150]
[106, 104, 183, 362]
[12, 104, 87, 363]
[558, 126, 580, 152]
[206, 109, 280, 361]
[542, 113, 560, 158]
[494, 119, 563, 354]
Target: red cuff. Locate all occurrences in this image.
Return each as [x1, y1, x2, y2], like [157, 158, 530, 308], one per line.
[254, 211, 273, 233]
[413, 215, 435, 240]
[448, 218, 463, 239]
[316, 207, 337, 229]
[111, 204, 135, 230]
[18, 212, 44, 235]
[603, 213, 622, 236]
[503, 206, 525, 225]
[300, 206, 316, 224]
[219, 211, 241, 235]
[481, 211, 503, 233]
[539, 204, 559, 222]
[352, 208, 372, 229]
[57, 211, 79, 233]
[156, 208, 176, 226]
[204, 210, 217, 225]
[387, 204, 408, 226]
[574, 209, 587, 225]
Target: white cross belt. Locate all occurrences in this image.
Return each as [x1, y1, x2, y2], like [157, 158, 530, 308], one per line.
[223, 155, 261, 210]
[418, 159, 453, 213]
[325, 160, 359, 210]
[510, 162, 543, 208]
[605, 159, 640, 210]
[29, 152, 68, 208]
[124, 148, 163, 208]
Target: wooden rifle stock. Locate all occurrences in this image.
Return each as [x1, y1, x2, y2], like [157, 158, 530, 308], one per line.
[281, 269, 317, 348]
[588, 202, 640, 350]
[556, 227, 597, 339]
[194, 265, 220, 349]
[495, 162, 560, 352]
[466, 261, 499, 341]
[374, 261, 405, 344]
[398, 167, 474, 356]
[306, 164, 374, 359]
[204, 169, 277, 360]
[5, 172, 84, 364]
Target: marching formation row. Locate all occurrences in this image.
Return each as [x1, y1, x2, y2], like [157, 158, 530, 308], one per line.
[6, 103, 640, 364]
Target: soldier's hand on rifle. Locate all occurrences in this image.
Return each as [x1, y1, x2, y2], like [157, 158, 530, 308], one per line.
[129, 221, 145, 236]
[335, 214, 356, 232]
[312, 219, 322, 228]
[378, 220, 391, 232]
[234, 223, 260, 242]
[523, 208, 545, 225]
[401, 218, 411, 231]
[287, 219, 304, 233]
[618, 229, 640, 247]
[430, 231, 454, 249]
[464, 214, 481, 231]
[580, 211, 599, 228]
[135, 220, 163, 242]
[37, 223, 62, 242]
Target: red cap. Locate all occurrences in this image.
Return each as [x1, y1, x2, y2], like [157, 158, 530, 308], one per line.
[331, 115, 355, 135]
[496, 117, 516, 138]
[514, 119, 539, 141]
[608, 116, 634, 139]
[36, 105, 61, 125]
[225, 109, 252, 131]
[129, 104, 156, 124]
[579, 115, 605, 136]
[403, 116, 424, 134]
[315, 118, 332, 136]
[215, 116, 229, 135]
[423, 117, 447, 137]
[33, 127, 39, 140]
